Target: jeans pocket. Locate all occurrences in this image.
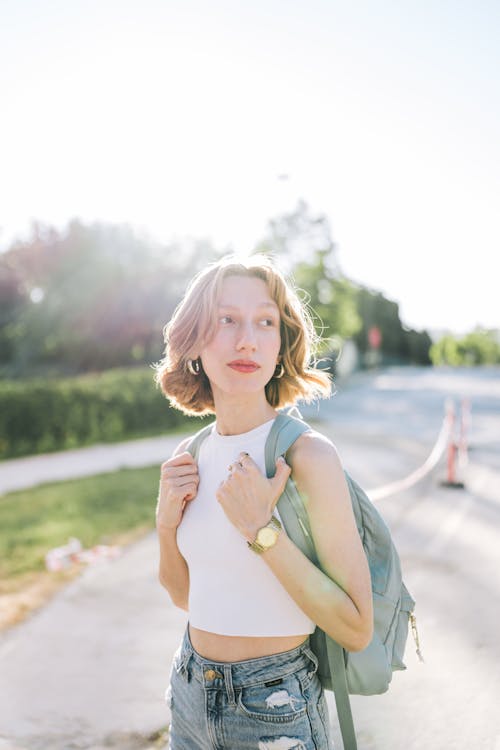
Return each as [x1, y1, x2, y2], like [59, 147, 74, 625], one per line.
[237, 674, 308, 725]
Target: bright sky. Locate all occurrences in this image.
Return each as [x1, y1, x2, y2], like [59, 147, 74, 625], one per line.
[1, 0, 499, 335]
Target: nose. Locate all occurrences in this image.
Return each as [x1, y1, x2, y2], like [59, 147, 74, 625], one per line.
[236, 320, 257, 351]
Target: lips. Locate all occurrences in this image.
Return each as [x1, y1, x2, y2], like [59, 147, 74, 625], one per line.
[228, 360, 260, 373]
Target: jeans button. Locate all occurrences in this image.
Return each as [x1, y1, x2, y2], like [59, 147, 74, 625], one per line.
[205, 669, 217, 680]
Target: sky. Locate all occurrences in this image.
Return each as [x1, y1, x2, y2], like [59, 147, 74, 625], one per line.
[1, 0, 499, 335]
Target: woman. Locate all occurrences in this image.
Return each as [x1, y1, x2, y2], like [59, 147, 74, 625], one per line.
[154, 255, 372, 750]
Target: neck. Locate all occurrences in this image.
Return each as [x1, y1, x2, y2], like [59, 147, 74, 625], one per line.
[212, 392, 277, 436]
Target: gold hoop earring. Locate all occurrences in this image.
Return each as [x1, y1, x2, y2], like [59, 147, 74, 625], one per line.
[187, 358, 201, 376]
[274, 362, 285, 379]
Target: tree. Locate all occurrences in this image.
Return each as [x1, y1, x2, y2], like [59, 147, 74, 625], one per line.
[255, 202, 361, 351]
[255, 199, 340, 276]
[430, 328, 500, 365]
[0, 219, 223, 377]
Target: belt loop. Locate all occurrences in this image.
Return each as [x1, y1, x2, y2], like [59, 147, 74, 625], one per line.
[177, 653, 191, 682]
[303, 645, 319, 675]
[180, 624, 195, 682]
[176, 647, 193, 683]
[223, 664, 235, 706]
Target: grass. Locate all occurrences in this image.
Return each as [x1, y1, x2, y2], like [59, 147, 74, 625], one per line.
[0, 465, 161, 629]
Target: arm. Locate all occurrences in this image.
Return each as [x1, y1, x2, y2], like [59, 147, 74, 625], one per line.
[262, 431, 373, 651]
[156, 436, 197, 611]
[157, 526, 189, 611]
[217, 431, 373, 651]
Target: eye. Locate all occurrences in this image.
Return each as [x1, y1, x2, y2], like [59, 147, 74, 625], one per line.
[261, 318, 277, 327]
[219, 315, 234, 325]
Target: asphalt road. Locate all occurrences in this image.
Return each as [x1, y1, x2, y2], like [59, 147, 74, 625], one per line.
[314, 367, 500, 750]
[1, 366, 499, 750]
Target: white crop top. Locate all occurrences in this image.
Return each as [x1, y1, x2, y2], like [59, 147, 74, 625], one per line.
[176, 417, 315, 637]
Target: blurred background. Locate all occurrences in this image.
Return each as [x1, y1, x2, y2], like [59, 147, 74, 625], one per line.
[1, 2, 499, 749]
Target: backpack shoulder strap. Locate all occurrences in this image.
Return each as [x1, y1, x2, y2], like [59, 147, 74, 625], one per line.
[266, 411, 358, 750]
[184, 420, 216, 461]
[265, 413, 317, 561]
[264, 412, 311, 473]
[327, 639, 358, 750]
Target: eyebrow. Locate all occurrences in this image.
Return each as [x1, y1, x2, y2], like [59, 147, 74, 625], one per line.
[217, 302, 279, 311]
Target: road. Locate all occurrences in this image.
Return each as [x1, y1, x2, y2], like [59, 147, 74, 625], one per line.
[309, 366, 500, 750]
[0, 365, 499, 750]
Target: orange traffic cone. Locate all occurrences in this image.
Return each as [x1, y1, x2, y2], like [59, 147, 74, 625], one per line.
[440, 399, 466, 489]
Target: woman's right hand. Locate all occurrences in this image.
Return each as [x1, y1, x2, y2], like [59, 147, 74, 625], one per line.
[156, 451, 199, 531]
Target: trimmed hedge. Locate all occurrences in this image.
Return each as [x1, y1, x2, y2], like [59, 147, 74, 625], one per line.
[0, 366, 204, 459]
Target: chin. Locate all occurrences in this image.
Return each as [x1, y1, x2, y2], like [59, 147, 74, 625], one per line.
[214, 377, 269, 398]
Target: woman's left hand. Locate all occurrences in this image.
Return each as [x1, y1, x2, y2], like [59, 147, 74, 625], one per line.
[216, 452, 292, 542]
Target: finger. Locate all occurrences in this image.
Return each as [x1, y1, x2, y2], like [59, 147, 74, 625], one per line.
[158, 479, 199, 507]
[270, 456, 292, 494]
[160, 474, 200, 490]
[163, 452, 196, 469]
[160, 474, 199, 493]
[182, 483, 198, 501]
[216, 484, 229, 503]
[174, 480, 199, 501]
[238, 451, 256, 468]
[162, 464, 198, 479]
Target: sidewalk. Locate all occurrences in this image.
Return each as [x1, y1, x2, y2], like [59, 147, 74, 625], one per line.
[0, 433, 190, 496]
[0, 529, 187, 750]
[1, 367, 498, 749]
[0, 432, 193, 749]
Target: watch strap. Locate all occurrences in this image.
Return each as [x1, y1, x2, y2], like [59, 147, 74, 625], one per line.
[247, 515, 282, 554]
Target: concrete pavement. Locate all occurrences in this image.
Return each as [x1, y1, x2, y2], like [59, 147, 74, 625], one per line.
[0, 433, 189, 496]
[0, 423, 429, 750]
[2, 366, 500, 749]
[0, 528, 186, 750]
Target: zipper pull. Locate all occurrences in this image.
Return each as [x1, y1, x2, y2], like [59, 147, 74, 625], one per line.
[410, 613, 425, 663]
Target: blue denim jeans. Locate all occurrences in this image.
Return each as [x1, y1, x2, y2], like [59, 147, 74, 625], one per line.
[165, 625, 333, 750]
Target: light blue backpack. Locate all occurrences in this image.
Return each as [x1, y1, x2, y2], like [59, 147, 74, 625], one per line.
[187, 411, 421, 750]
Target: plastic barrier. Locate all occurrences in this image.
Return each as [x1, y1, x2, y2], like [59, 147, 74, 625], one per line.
[368, 397, 469, 502]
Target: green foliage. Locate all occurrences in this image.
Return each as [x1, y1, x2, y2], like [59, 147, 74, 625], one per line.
[352, 287, 432, 365]
[255, 202, 430, 365]
[0, 220, 223, 377]
[0, 465, 160, 579]
[292, 253, 362, 349]
[255, 203, 361, 349]
[403, 327, 433, 365]
[255, 199, 340, 273]
[0, 366, 203, 459]
[0, 209, 435, 461]
[430, 329, 500, 366]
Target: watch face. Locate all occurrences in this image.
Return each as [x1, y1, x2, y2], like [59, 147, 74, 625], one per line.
[257, 527, 278, 547]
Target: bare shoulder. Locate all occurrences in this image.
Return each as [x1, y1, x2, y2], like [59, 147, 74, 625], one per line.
[286, 428, 347, 505]
[287, 428, 343, 475]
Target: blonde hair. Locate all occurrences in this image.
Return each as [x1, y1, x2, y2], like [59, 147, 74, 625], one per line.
[152, 254, 331, 415]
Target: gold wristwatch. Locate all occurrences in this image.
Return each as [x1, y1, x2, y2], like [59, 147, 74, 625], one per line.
[247, 515, 282, 554]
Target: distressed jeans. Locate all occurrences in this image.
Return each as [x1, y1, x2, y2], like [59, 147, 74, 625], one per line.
[165, 625, 333, 750]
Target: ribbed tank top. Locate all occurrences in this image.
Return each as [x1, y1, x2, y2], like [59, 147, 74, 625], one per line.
[176, 417, 315, 637]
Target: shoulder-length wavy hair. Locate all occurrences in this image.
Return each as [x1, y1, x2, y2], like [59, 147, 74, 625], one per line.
[152, 254, 331, 416]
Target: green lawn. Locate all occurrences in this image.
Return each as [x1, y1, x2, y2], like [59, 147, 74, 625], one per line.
[0, 465, 160, 582]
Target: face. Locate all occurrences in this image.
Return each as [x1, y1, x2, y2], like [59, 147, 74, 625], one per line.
[199, 275, 281, 401]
